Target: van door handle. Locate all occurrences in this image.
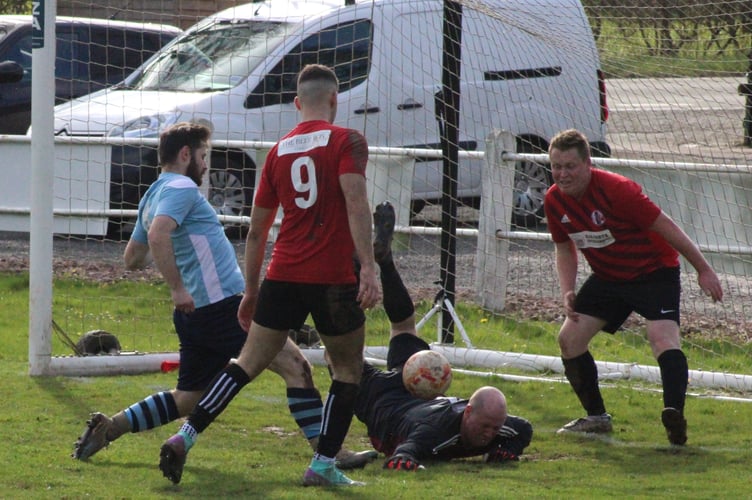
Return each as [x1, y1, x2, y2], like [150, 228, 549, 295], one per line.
[354, 105, 380, 115]
[397, 100, 423, 110]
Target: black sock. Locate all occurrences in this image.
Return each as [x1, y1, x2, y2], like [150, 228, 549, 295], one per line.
[380, 259, 414, 324]
[189, 363, 250, 433]
[658, 349, 688, 413]
[562, 351, 607, 416]
[316, 380, 359, 459]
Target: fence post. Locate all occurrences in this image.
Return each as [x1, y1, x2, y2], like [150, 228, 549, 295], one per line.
[476, 130, 515, 312]
[366, 154, 414, 250]
[738, 51, 752, 147]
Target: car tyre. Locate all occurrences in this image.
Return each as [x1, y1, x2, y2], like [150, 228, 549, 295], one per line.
[209, 153, 254, 240]
[512, 139, 550, 228]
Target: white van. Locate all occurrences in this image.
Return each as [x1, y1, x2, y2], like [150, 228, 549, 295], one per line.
[52, 0, 609, 230]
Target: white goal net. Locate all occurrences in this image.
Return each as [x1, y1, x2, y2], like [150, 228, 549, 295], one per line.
[5, 0, 752, 394]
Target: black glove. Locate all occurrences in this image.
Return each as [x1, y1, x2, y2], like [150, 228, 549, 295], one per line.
[483, 445, 520, 463]
[383, 453, 422, 471]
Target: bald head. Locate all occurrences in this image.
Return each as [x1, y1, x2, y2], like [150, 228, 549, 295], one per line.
[469, 386, 507, 417]
[461, 386, 508, 448]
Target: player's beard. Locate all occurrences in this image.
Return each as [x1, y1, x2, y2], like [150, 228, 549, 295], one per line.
[186, 154, 204, 186]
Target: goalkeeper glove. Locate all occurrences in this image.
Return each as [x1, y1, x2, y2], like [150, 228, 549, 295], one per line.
[383, 454, 423, 471]
[483, 445, 519, 463]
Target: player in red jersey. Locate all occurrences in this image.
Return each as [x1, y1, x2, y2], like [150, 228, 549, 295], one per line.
[544, 129, 723, 445]
[159, 64, 381, 487]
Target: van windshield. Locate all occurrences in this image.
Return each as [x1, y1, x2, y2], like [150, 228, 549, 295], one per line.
[129, 20, 290, 92]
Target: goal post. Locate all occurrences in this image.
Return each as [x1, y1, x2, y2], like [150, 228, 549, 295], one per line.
[15, 0, 752, 395]
[28, 0, 57, 376]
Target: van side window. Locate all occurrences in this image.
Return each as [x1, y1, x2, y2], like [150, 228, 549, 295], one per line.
[246, 19, 372, 109]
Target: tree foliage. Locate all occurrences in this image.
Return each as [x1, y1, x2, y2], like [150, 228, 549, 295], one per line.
[584, 0, 752, 57]
[0, 0, 30, 15]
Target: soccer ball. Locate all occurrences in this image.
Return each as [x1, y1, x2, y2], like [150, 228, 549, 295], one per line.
[402, 350, 452, 399]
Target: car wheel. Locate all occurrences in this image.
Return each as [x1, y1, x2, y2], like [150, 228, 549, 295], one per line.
[512, 140, 550, 228]
[410, 199, 427, 217]
[208, 154, 253, 238]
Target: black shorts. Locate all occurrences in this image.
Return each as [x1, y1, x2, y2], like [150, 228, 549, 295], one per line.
[253, 279, 365, 336]
[173, 294, 246, 392]
[575, 266, 681, 333]
[360, 333, 430, 395]
[356, 333, 430, 425]
[386, 333, 432, 370]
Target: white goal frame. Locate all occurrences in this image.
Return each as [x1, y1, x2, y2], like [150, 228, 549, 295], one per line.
[22, 1, 752, 394]
[24, 129, 752, 394]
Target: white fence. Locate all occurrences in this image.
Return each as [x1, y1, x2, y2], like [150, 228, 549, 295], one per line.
[2, 130, 751, 376]
[0, 136, 111, 235]
[2, 129, 752, 298]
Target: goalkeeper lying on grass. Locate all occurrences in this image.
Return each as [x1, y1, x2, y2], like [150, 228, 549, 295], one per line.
[351, 231, 533, 470]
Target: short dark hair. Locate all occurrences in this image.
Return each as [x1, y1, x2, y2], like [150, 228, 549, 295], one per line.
[158, 122, 211, 165]
[549, 129, 590, 162]
[297, 64, 338, 90]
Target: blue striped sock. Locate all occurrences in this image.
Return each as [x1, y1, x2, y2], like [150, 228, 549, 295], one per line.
[124, 391, 179, 432]
[287, 388, 323, 440]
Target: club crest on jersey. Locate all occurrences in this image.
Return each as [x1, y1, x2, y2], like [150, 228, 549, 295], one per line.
[591, 210, 606, 226]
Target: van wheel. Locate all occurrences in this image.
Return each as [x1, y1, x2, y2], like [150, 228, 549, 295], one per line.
[410, 199, 426, 217]
[208, 154, 253, 239]
[512, 139, 550, 228]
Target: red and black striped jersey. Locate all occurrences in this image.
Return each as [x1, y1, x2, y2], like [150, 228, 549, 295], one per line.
[256, 120, 367, 285]
[544, 168, 679, 281]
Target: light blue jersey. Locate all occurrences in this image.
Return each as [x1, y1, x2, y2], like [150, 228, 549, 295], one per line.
[132, 172, 244, 308]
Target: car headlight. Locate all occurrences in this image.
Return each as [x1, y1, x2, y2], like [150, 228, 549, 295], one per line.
[107, 112, 181, 138]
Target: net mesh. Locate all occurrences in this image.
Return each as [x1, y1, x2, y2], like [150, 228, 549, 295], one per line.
[8, 0, 752, 390]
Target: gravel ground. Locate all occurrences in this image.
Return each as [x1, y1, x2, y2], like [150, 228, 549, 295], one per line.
[1, 226, 749, 344]
[0, 229, 483, 302]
